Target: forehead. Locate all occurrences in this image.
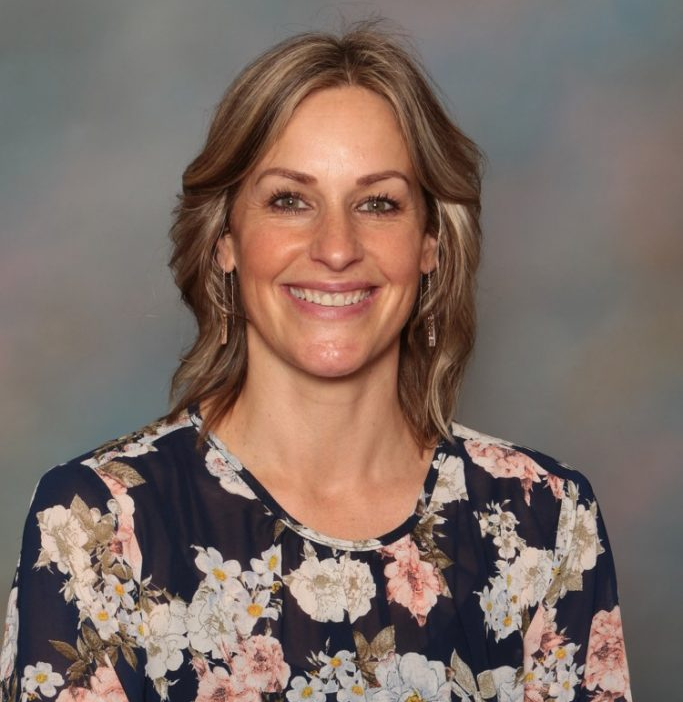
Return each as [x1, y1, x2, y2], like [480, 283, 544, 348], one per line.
[255, 86, 414, 178]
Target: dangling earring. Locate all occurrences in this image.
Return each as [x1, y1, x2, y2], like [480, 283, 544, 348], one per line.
[220, 270, 229, 345]
[220, 270, 235, 345]
[427, 271, 436, 348]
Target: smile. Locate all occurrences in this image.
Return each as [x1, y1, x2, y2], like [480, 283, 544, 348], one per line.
[288, 286, 372, 307]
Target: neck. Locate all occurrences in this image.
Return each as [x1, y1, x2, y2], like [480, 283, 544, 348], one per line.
[211, 343, 424, 490]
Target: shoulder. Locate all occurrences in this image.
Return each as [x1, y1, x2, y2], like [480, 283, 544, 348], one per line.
[439, 421, 602, 555]
[30, 409, 197, 514]
[448, 420, 597, 504]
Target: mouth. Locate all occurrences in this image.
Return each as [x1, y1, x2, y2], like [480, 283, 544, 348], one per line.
[287, 286, 373, 307]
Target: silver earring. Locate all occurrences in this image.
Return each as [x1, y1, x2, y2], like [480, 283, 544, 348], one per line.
[427, 271, 436, 348]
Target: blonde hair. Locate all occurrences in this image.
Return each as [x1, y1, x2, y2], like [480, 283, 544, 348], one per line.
[167, 22, 483, 447]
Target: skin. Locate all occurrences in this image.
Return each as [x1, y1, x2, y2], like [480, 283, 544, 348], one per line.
[212, 86, 438, 540]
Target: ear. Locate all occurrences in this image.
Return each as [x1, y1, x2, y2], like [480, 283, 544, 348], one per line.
[419, 233, 438, 274]
[216, 233, 236, 273]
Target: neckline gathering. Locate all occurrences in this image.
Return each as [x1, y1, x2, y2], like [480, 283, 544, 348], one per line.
[187, 403, 447, 553]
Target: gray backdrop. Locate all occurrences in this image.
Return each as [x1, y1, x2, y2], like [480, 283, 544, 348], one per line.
[2, 1, 681, 698]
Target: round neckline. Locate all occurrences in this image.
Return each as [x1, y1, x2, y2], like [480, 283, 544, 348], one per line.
[188, 402, 446, 552]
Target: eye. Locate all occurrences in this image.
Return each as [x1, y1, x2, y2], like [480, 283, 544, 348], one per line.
[357, 195, 400, 215]
[268, 191, 309, 213]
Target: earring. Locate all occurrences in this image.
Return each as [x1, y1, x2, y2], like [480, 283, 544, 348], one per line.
[427, 271, 436, 348]
[220, 270, 235, 345]
[220, 270, 228, 345]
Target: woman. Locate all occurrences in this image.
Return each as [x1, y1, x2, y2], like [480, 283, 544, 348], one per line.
[0, 25, 631, 702]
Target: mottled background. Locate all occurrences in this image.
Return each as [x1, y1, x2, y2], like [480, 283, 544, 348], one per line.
[1, 0, 681, 697]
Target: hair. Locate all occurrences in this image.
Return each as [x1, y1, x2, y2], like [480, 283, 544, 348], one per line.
[167, 21, 484, 448]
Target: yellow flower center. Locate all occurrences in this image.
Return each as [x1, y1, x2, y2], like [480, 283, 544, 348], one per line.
[406, 693, 424, 702]
[301, 686, 314, 699]
[330, 657, 341, 668]
[137, 624, 146, 636]
[115, 583, 125, 596]
[510, 595, 518, 604]
[351, 685, 364, 696]
[502, 615, 512, 627]
[485, 602, 493, 612]
[556, 647, 567, 660]
[247, 603, 263, 617]
[563, 680, 571, 690]
[524, 672, 535, 683]
[268, 555, 279, 571]
[212, 568, 226, 581]
[97, 610, 110, 622]
[35, 673, 48, 684]
[506, 574, 512, 587]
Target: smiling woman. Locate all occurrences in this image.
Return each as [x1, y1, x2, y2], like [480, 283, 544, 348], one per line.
[0, 22, 631, 702]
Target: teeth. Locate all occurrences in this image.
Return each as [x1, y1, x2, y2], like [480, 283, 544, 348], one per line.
[289, 287, 371, 307]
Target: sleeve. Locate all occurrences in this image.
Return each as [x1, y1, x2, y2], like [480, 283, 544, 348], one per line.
[0, 462, 145, 702]
[523, 474, 632, 702]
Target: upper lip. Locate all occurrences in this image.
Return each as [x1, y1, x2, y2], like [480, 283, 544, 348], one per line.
[284, 281, 376, 293]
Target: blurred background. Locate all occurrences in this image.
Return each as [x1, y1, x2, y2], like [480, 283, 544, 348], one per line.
[1, 0, 681, 697]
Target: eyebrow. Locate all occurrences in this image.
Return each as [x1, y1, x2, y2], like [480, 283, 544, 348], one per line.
[254, 167, 410, 187]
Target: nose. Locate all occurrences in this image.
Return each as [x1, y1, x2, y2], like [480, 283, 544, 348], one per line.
[309, 209, 364, 271]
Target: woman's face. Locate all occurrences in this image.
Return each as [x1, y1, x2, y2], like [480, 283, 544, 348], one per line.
[218, 86, 437, 381]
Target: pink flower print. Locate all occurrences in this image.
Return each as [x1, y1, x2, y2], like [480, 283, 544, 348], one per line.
[382, 536, 442, 626]
[100, 474, 127, 497]
[100, 475, 142, 580]
[194, 664, 238, 702]
[523, 606, 566, 674]
[110, 503, 143, 580]
[382, 534, 415, 560]
[230, 635, 290, 693]
[584, 607, 631, 701]
[545, 474, 566, 501]
[464, 441, 546, 505]
[55, 665, 127, 702]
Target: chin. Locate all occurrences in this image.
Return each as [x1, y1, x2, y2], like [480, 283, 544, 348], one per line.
[293, 344, 371, 380]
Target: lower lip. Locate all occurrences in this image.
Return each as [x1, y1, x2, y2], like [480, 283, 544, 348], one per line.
[283, 287, 377, 319]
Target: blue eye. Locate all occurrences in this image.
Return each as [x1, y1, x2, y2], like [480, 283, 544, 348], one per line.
[358, 195, 399, 214]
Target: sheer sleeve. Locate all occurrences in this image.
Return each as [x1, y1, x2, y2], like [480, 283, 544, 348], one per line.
[0, 461, 145, 702]
[523, 473, 632, 701]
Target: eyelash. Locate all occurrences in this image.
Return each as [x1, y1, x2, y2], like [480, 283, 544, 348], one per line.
[267, 190, 401, 215]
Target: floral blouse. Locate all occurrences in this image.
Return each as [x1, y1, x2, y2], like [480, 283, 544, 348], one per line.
[0, 404, 631, 702]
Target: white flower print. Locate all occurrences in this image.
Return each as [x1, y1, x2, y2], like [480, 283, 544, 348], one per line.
[509, 547, 553, 609]
[250, 545, 282, 587]
[204, 447, 257, 500]
[144, 599, 188, 681]
[337, 670, 368, 702]
[119, 607, 149, 647]
[371, 652, 450, 702]
[185, 587, 237, 659]
[232, 587, 279, 637]
[340, 555, 376, 623]
[319, 649, 356, 680]
[36, 505, 90, 576]
[81, 442, 154, 470]
[569, 503, 601, 573]
[285, 555, 346, 623]
[21, 662, 64, 698]
[88, 596, 120, 639]
[0, 587, 18, 680]
[286, 675, 326, 702]
[194, 546, 242, 591]
[430, 454, 467, 506]
[103, 573, 135, 610]
[489, 665, 522, 702]
[549, 663, 581, 702]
